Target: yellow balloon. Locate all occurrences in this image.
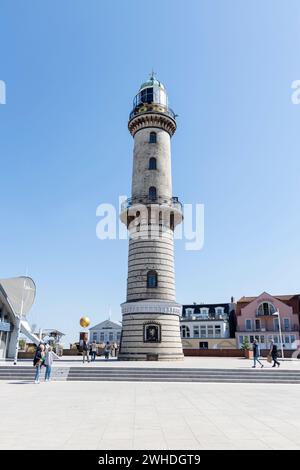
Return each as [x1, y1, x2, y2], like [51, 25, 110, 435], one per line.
[80, 316, 90, 328]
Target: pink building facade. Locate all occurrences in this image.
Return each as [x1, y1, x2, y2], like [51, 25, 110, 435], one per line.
[235, 292, 300, 351]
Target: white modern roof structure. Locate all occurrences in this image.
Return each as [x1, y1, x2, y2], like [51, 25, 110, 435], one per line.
[0, 276, 41, 357]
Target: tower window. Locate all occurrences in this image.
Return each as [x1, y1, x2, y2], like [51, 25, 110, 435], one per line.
[149, 132, 157, 143]
[170, 212, 174, 230]
[147, 270, 157, 288]
[149, 186, 157, 200]
[149, 157, 157, 170]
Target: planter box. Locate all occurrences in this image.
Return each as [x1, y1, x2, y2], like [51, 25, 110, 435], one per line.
[244, 349, 253, 359]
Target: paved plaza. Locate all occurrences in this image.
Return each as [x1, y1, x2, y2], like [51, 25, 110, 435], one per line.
[0, 373, 300, 449]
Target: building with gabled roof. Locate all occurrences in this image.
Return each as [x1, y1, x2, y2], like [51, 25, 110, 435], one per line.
[89, 319, 122, 345]
[236, 292, 300, 351]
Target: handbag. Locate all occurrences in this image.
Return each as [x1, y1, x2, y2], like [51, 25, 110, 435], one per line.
[267, 354, 272, 363]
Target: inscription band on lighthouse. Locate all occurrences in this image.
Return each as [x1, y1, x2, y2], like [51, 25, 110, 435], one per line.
[118, 75, 184, 361]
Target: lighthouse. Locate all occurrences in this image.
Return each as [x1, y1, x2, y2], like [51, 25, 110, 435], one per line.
[119, 75, 184, 361]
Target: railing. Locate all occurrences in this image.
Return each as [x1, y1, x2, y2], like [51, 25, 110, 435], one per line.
[181, 314, 228, 321]
[121, 196, 183, 213]
[237, 325, 299, 333]
[129, 103, 176, 121]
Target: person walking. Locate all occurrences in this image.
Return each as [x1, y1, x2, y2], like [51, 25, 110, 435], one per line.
[104, 341, 110, 360]
[252, 339, 264, 368]
[44, 346, 54, 381]
[91, 341, 97, 361]
[33, 343, 45, 384]
[270, 341, 280, 367]
[82, 338, 90, 363]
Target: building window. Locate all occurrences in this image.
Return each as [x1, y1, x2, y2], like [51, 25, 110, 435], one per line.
[149, 186, 157, 201]
[215, 307, 224, 317]
[283, 318, 290, 331]
[257, 302, 276, 316]
[181, 325, 190, 338]
[140, 87, 154, 104]
[149, 157, 157, 170]
[147, 270, 157, 288]
[186, 308, 194, 318]
[249, 335, 254, 343]
[92, 332, 97, 342]
[149, 131, 157, 143]
[215, 325, 221, 338]
[285, 336, 290, 344]
[255, 319, 261, 331]
[200, 326, 206, 338]
[200, 308, 209, 319]
[260, 335, 265, 344]
[117, 332, 121, 341]
[291, 335, 296, 344]
[109, 332, 114, 341]
[207, 326, 213, 337]
[245, 319, 252, 331]
[170, 212, 174, 231]
[193, 326, 199, 338]
[100, 332, 105, 342]
[239, 336, 244, 344]
[273, 318, 279, 331]
[199, 341, 208, 349]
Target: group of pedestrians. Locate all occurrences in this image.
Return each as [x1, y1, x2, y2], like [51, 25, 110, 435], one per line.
[33, 343, 55, 384]
[81, 339, 118, 363]
[252, 339, 281, 368]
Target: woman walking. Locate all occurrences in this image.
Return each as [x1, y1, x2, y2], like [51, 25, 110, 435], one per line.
[270, 341, 280, 367]
[44, 346, 54, 381]
[33, 343, 45, 384]
[252, 339, 264, 368]
[91, 341, 97, 362]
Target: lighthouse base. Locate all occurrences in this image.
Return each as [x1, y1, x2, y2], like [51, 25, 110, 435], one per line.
[118, 300, 184, 361]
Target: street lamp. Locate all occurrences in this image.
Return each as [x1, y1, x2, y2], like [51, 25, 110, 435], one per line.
[273, 310, 284, 360]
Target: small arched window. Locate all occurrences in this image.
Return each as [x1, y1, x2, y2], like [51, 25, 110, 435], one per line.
[149, 157, 157, 170]
[149, 132, 157, 143]
[147, 270, 157, 288]
[149, 186, 157, 200]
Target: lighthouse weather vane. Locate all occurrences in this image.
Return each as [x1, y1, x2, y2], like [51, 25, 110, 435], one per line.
[149, 69, 156, 79]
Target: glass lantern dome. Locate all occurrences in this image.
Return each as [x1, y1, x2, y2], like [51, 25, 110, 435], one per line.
[130, 75, 176, 120]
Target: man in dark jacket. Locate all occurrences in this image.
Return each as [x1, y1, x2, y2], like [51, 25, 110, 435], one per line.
[270, 341, 280, 367]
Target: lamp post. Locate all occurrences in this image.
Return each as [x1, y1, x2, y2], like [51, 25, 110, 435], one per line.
[273, 310, 284, 360]
[13, 277, 26, 365]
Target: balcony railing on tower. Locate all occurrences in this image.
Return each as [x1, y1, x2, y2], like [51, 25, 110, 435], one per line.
[121, 196, 183, 213]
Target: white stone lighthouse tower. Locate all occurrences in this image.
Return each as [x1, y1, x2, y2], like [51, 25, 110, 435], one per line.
[119, 75, 183, 361]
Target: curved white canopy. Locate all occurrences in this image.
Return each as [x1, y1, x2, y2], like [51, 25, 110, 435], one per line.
[0, 276, 36, 316]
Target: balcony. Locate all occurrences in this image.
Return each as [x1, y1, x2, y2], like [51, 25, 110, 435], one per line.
[129, 103, 176, 121]
[237, 325, 299, 333]
[181, 314, 228, 321]
[121, 196, 183, 213]
[120, 195, 183, 227]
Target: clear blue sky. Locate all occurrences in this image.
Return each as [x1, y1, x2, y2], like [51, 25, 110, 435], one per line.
[1, 0, 299, 346]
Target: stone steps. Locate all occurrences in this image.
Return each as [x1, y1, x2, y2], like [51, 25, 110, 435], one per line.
[1, 366, 300, 384]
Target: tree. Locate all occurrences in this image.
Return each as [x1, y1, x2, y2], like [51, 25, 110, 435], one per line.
[240, 336, 251, 351]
